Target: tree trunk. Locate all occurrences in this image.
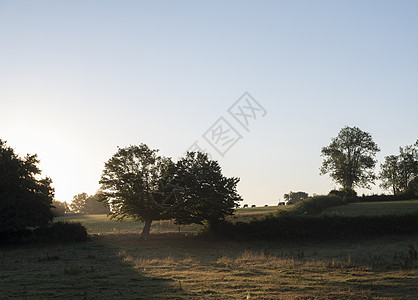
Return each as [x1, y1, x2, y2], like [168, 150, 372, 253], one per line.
[141, 219, 152, 240]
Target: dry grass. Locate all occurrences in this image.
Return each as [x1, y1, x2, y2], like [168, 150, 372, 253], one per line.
[2, 233, 417, 299]
[3, 206, 418, 299]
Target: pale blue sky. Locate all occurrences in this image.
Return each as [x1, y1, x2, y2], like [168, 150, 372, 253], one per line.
[1, 1, 417, 205]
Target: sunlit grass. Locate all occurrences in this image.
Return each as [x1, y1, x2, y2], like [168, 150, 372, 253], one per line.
[4, 203, 418, 298]
[1, 234, 418, 299]
[323, 200, 418, 216]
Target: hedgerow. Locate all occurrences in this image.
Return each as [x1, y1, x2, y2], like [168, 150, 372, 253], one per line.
[210, 213, 418, 240]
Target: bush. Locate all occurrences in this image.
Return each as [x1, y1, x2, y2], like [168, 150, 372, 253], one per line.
[0, 222, 88, 245]
[329, 187, 357, 202]
[34, 222, 88, 243]
[291, 195, 346, 215]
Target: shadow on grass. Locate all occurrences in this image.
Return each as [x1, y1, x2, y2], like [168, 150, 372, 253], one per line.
[2, 232, 418, 299]
[0, 236, 177, 299]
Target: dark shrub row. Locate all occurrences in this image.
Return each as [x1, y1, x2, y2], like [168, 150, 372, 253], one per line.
[0, 221, 88, 245]
[358, 191, 416, 203]
[211, 213, 418, 240]
[34, 222, 88, 243]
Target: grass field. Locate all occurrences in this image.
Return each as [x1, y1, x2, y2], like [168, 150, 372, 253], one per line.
[55, 206, 286, 235]
[2, 203, 418, 299]
[323, 200, 418, 216]
[1, 232, 418, 299]
[55, 214, 203, 235]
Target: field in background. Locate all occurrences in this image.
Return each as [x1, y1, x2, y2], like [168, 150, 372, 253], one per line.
[56, 214, 202, 235]
[323, 200, 418, 216]
[56, 206, 286, 235]
[57, 201, 418, 235]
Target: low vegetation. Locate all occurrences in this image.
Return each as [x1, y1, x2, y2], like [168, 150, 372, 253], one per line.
[0, 222, 87, 245]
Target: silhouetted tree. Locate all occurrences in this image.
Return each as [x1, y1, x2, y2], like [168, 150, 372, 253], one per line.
[70, 193, 89, 214]
[84, 192, 110, 214]
[379, 155, 401, 195]
[320, 126, 380, 190]
[283, 191, 309, 204]
[51, 200, 69, 217]
[380, 141, 418, 194]
[408, 177, 418, 196]
[172, 152, 242, 225]
[69, 192, 110, 214]
[98, 144, 176, 238]
[0, 140, 54, 233]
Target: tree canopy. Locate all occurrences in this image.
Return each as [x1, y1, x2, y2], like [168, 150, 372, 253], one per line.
[283, 191, 309, 204]
[0, 139, 54, 233]
[380, 141, 418, 194]
[99, 144, 174, 238]
[98, 144, 242, 238]
[70, 192, 109, 214]
[172, 151, 242, 225]
[320, 126, 380, 190]
[51, 200, 69, 217]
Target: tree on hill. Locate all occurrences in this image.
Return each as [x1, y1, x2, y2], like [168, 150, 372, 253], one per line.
[320, 126, 380, 191]
[283, 191, 309, 204]
[380, 141, 418, 194]
[98, 144, 176, 238]
[171, 152, 242, 225]
[0, 139, 54, 233]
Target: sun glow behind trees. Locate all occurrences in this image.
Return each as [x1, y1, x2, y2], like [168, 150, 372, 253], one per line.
[1, 1, 418, 205]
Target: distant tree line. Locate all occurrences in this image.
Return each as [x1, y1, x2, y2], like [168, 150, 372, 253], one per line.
[69, 192, 110, 215]
[51, 193, 110, 216]
[283, 191, 309, 205]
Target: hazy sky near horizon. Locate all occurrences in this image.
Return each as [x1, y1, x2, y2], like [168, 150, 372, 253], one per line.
[1, 0, 417, 205]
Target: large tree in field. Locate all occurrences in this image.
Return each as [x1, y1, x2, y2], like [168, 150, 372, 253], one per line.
[98, 144, 176, 238]
[172, 152, 242, 225]
[0, 140, 54, 233]
[320, 126, 380, 190]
